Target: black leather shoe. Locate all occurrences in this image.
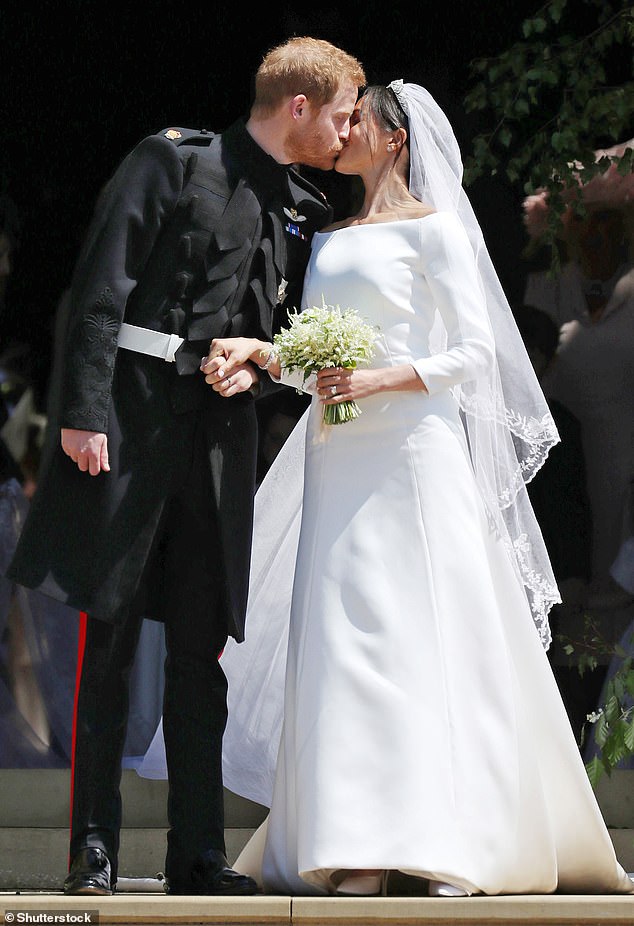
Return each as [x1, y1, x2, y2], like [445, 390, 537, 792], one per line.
[167, 849, 258, 895]
[63, 847, 114, 895]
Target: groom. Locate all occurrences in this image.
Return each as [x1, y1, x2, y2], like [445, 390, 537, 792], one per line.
[7, 37, 364, 895]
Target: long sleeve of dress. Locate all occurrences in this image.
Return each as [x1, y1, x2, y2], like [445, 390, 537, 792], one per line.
[60, 135, 184, 432]
[412, 213, 494, 395]
[273, 368, 317, 394]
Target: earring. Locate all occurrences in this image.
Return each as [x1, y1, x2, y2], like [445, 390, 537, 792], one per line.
[387, 143, 395, 151]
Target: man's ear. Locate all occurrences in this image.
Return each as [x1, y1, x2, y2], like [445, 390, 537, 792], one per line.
[289, 94, 308, 120]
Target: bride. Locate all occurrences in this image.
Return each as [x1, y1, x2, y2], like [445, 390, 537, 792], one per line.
[139, 82, 633, 897]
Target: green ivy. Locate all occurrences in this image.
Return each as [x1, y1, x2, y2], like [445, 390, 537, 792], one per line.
[560, 615, 634, 787]
[467, 0, 634, 788]
[464, 0, 634, 269]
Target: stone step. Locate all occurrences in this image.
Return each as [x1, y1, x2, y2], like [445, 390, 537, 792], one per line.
[1, 890, 634, 925]
[0, 827, 255, 891]
[0, 769, 267, 828]
[1, 769, 633, 892]
[1, 826, 633, 892]
[0, 768, 267, 891]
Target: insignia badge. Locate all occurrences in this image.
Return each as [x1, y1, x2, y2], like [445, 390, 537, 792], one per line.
[165, 129, 182, 140]
[285, 222, 307, 241]
[284, 206, 306, 222]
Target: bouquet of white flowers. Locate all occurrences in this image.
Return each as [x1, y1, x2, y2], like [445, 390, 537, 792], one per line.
[271, 299, 378, 425]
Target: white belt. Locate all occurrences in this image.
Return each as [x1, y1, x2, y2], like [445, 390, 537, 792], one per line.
[117, 323, 184, 363]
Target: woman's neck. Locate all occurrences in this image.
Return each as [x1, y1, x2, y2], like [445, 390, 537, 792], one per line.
[354, 171, 420, 222]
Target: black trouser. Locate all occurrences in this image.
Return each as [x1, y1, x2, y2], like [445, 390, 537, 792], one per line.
[69, 416, 229, 884]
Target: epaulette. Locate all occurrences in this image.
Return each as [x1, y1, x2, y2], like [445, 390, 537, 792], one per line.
[158, 127, 217, 147]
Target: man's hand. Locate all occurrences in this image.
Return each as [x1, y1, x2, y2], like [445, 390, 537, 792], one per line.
[200, 338, 263, 396]
[61, 429, 110, 475]
[205, 362, 260, 397]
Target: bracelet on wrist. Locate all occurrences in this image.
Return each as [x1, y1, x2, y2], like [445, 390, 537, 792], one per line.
[257, 346, 277, 371]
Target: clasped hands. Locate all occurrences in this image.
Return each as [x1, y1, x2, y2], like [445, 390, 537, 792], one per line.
[200, 337, 263, 395]
[61, 338, 261, 477]
[200, 338, 380, 405]
[201, 336, 384, 404]
[61, 338, 389, 477]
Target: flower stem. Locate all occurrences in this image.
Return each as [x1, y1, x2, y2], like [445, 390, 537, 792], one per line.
[323, 400, 362, 426]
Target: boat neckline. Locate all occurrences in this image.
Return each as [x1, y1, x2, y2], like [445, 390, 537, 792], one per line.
[314, 211, 448, 235]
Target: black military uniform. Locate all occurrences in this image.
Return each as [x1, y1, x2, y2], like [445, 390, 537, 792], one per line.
[7, 119, 331, 893]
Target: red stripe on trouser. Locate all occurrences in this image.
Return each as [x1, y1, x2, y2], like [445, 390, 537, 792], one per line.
[69, 611, 88, 867]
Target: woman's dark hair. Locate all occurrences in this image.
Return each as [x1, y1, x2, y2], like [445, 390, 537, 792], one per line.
[362, 85, 409, 137]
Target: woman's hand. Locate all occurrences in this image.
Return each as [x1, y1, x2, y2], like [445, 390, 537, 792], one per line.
[200, 337, 267, 395]
[201, 337, 279, 388]
[317, 364, 427, 405]
[317, 367, 383, 405]
[201, 337, 261, 376]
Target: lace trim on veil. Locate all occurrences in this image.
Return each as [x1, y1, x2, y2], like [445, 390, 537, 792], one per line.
[455, 387, 560, 646]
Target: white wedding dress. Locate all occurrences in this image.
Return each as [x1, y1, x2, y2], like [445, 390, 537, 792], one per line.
[138, 212, 632, 895]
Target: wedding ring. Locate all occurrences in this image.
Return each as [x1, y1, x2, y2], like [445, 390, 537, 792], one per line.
[226, 376, 232, 386]
[330, 385, 337, 396]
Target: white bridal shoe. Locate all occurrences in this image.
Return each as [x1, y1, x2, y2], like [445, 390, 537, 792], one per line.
[429, 879, 468, 897]
[335, 870, 388, 896]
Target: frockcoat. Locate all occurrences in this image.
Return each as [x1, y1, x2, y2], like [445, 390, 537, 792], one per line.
[8, 120, 331, 640]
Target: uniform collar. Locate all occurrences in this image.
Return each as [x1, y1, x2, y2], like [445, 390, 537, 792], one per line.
[222, 118, 290, 198]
